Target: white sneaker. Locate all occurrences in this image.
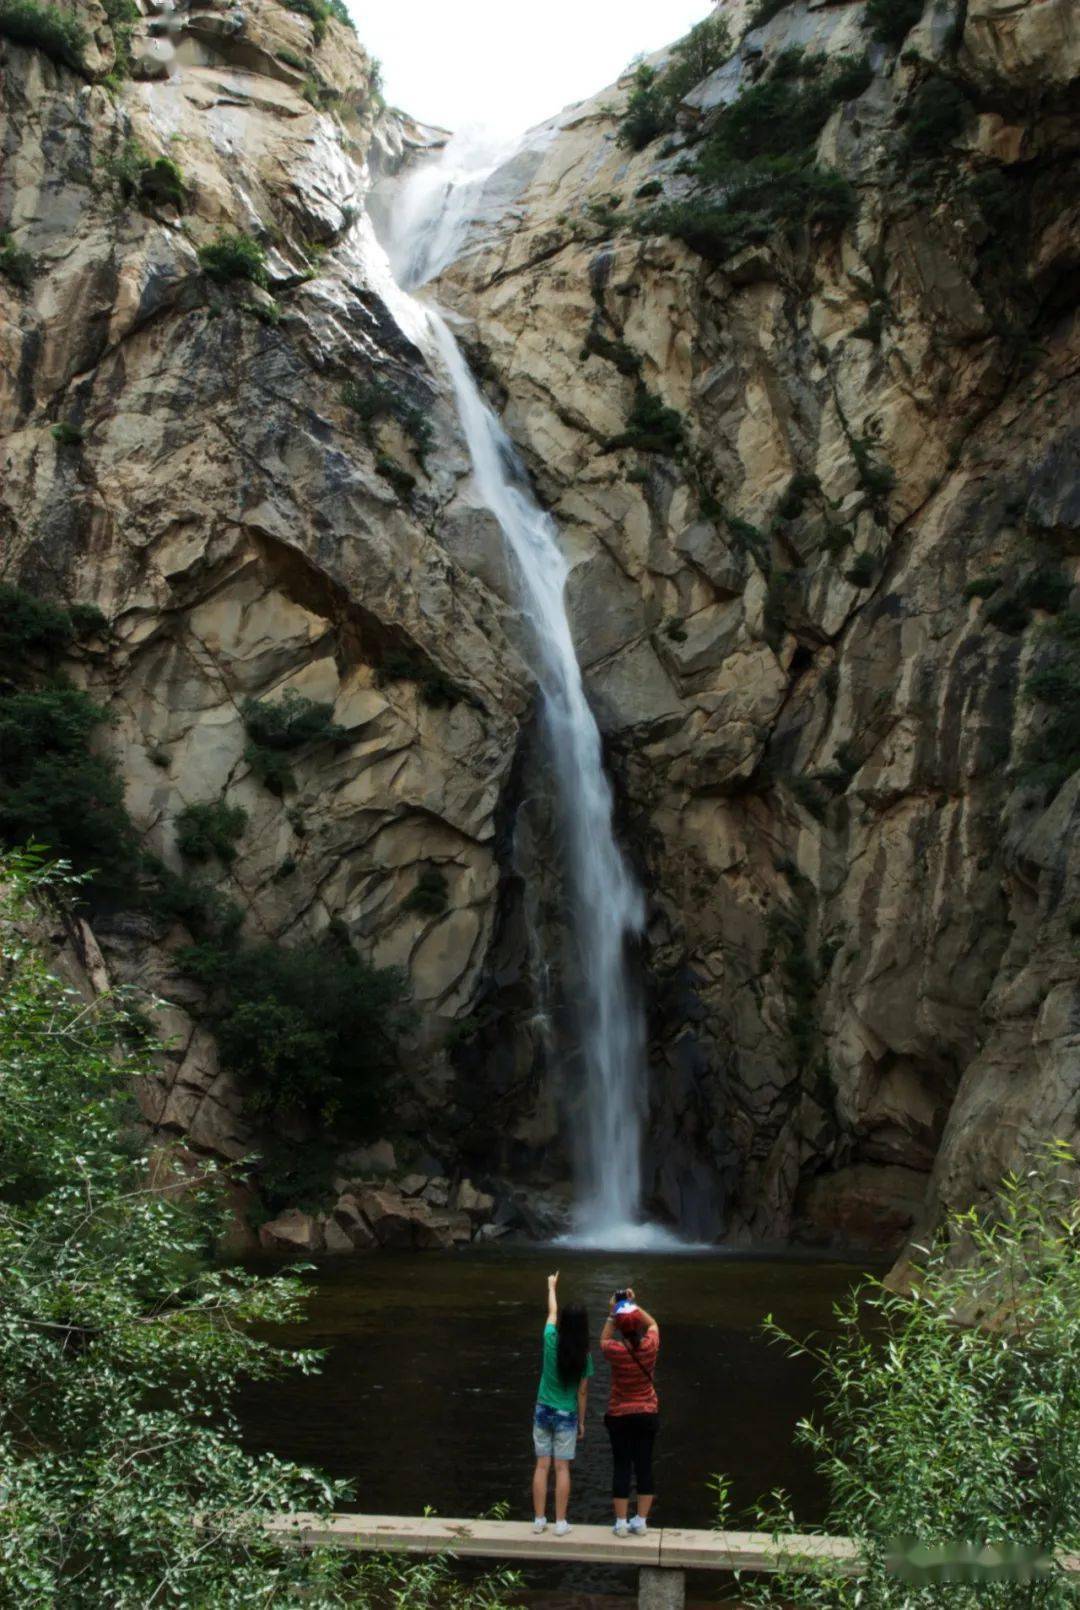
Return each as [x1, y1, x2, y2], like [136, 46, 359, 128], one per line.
[554, 1520, 572, 1537]
[532, 1517, 547, 1533]
[612, 1519, 630, 1538]
[628, 1516, 648, 1535]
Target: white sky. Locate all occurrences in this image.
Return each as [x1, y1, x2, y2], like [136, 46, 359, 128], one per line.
[348, 0, 717, 136]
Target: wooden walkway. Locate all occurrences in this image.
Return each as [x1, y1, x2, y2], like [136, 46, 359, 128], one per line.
[263, 1513, 860, 1606]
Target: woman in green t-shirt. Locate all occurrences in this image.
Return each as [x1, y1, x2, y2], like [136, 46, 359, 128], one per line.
[531, 1271, 593, 1536]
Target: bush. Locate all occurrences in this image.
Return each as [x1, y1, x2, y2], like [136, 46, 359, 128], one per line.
[964, 573, 1002, 600]
[646, 162, 857, 264]
[403, 866, 449, 916]
[700, 58, 869, 170]
[607, 386, 685, 454]
[375, 453, 417, 499]
[52, 420, 83, 446]
[178, 930, 409, 1126]
[0, 233, 33, 289]
[341, 374, 433, 461]
[735, 1147, 1080, 1607]
[0, 0, 87, 70]
[142, 857, 243, 942]
[242, 687, 343, 750]
[844, 552, 876, 587]
[864, 0, 924, 50]
[242, 689, 345, 795]
[777, 471, 820, 520]
[176, 798, 248, 864]
[900, 75, 972, 159]
[375, 648, 465, 709]
[582, 323, 641, 376]
[0, 687, 138, 896]
[618, 13, 731, 150]
[197, 231, 268, 287]
[0, 584, 77, 659]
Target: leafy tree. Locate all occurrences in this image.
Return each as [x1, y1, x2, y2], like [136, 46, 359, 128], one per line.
[0, 854, 517, 1607]
[178, 931, 409, 1127]
[730, 1146, 1080, 1606]
[175, 797, 248, 863]
[0, 687, 138, 896]
[618, 14, 732, 150]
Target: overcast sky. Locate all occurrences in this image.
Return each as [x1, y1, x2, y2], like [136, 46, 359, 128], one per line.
[349, 0, 717, 135]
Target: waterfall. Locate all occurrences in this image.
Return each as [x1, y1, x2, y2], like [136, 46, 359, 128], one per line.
[368, 144, 674, 1248]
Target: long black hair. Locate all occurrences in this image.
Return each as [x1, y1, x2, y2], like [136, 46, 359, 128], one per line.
[556, 1303, 590, 1386]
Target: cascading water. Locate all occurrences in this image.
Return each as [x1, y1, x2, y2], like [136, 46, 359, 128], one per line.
[366, 141, 675, 1248]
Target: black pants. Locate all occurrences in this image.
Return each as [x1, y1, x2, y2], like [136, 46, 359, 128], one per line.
[605, 1412, 659, 1499]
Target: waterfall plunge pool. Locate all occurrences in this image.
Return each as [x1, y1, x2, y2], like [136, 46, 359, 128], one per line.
[236, 1244, 880, 1598]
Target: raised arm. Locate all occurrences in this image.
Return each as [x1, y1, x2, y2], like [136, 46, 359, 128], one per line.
[546, 1271, 559, 1326]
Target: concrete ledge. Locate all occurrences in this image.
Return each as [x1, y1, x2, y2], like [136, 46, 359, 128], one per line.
[264, 1513, 662, 1566]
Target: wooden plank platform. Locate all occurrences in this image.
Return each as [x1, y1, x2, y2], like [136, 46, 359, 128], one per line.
[262, 1513, 859, 1573]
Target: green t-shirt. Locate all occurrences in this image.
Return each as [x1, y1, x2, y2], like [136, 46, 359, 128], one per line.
[537, 1321, 594, 1413]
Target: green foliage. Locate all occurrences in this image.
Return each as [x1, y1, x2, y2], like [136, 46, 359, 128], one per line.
[175, 798, 248, 864]
[197, 231, 268, 288]
[178, 929, 409, 1127]
[1020, 611, 1080, 795]
[0, 688, 137, 897]
[663, 617, 689, 644]
[403, 866, 450, 916]
[341, 374, 433, 462]
[748, 0, 789, 27]
[0, 856, 513, 1608]
[900, 75, 973, 160]
[142, 857, 244, 943]
[375, 453, 417, 499]
[698, 55, 871, 171]
[275, 43, 306, 69]
[582, 323, 642, 375]
[0, 584, 82, 659]
[0, 0, 86, 70]
[736, 1146, 1080, 1606]
[645, 162, 857, 264]
[777, 471, 820, 521]
[766, 901, 817, 1071]
[241, 688, 343, 749]
[0, 233, 33, 289]
[852, 435, 896, 500]
[618, 13, 732, 150]
[844, 552, 876, 587]
[51, 420, 83, 446]
[607, 386, 685, 454]
[375, 647, 465, 708]
[864, 0, 924, 50]
[101, 0, 138, 83]
[241, 689, 345, 795]
[964, 573, 1002, 600]
[985, 591, 1031, 634]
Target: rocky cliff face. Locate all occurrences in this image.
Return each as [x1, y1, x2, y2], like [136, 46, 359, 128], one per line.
[2, 0, 1077, 1255]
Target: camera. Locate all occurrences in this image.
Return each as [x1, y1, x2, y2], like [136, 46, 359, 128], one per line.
[613, 1289, 630, 1304]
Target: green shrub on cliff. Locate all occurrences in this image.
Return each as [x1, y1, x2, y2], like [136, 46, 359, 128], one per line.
[729, 1146, 1080, 1607]
[178, 929, 409, 1127]
[644, 163, 856, 263]
[198, 231, 268, 287]
[864, 0, 924, 50]
[241, 689, 345, 794]
[176, 798, 248, 864]
[0, 233, 33, 289]
[0, 0, 86, 71]
[899, 75, 973, 160]
[618, 13, 732, 150]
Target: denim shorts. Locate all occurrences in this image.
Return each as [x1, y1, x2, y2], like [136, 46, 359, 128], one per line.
[533, 1403, 578, 1460]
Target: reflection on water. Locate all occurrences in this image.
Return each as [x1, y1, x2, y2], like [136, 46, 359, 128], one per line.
[237, 1245, 875, 1535]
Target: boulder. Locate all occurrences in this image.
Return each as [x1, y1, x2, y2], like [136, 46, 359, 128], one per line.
[398, 1172, 429, 1196]
[354, 1186, 428, 1247]
[455, 1178, 496, 1218]
[420, 1177, 451, 1207]
[414, 1210, 474, 1249]
[323, 1217, 356, 1254]
[338, 1140, 397, 1178]
[258, 1208, 324, 1254]
[332, 1194, 378, 1249]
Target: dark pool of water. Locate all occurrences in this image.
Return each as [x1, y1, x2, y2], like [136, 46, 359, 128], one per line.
[236, 1244, 875, 1534]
